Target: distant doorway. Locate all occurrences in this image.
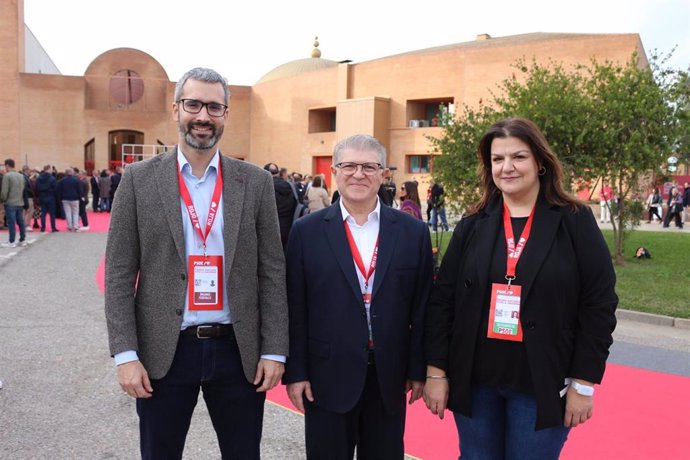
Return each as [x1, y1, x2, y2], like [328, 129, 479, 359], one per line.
[314, 156, 332, 191]
[109, 130, 143, 169]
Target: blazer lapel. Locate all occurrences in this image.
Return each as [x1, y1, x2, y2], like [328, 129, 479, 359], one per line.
[220, 154, 245, 273]
[372, 206, 398, 297]
[324, 204, 363, 303]
[155, 149, 186, 265]
[472, 197, 502, 295]
[514, 198, 562, 304]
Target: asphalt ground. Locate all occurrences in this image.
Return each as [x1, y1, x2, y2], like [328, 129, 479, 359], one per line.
[0, 226, 688, 459]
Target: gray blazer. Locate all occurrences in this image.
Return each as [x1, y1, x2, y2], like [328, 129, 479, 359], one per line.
[105, 150, 289, 382]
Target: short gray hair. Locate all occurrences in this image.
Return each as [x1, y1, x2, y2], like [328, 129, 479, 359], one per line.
[174, 67, 230, 105]
[333, 134, 386, 167]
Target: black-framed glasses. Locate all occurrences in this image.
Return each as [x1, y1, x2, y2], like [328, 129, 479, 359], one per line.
[177, 99, 228, 117]
[334, 162, 383, 176]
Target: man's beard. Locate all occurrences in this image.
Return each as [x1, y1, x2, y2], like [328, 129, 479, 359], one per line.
[179, 121, 224, 150]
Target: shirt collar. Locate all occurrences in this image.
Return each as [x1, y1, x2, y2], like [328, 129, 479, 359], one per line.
[339, 197, 381, 225]
[177, 148, 220, 178]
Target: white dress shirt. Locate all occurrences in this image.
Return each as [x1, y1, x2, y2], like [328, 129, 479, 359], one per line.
[339, 198, 381, 335]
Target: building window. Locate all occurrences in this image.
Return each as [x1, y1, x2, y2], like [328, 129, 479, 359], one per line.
[309, 107, 336, 133]
[110, 69, 144, 106]
[406, 97, 454, 127]
[408, 155, 432, 174]
[84, 138, 95, 173]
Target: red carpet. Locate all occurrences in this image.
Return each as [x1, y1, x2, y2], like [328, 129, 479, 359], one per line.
[91, 212, 688, 458]
[0, 210, 111, 234]
[268, 364, 690, 459]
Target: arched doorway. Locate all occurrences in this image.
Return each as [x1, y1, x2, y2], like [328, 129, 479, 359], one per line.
[109, 130, 144, 169]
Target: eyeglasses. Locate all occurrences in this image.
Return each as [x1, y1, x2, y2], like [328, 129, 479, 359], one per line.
[177, 99, 228, 117]
[334, 162, 382, 176]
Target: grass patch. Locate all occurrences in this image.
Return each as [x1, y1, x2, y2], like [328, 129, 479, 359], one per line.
[432, 228, 690, 319]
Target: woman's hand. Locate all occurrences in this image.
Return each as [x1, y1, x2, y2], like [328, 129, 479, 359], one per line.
[564, 380, 594, 427]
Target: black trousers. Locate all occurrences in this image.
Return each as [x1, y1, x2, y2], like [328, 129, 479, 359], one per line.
[304, 360, 406, 460]
[136, 333, 265, 460]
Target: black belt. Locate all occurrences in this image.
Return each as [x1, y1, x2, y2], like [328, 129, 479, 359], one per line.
[180, 324, 233, 339]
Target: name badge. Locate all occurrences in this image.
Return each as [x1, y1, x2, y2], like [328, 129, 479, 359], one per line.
[487, 283, 523, 342]
[187, 255, 224, 311]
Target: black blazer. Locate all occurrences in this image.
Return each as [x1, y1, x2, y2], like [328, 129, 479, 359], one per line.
[425, 194, 617, 429]
[284, 202, 433, 414]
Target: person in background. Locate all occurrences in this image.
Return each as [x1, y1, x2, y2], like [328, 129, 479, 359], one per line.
[599, 182, 613, 223]
[646, 187, 663, 223]
[0, 159, 28, 247]
[56, 167, 82, 232]
[90, 169, 101, 212]
[99, 169, 112, 212]
[35, 164, 58, 233]
[663, 186, 684, 229]
[399, 181, 423, 220]
[264, 162, 297, 251]
[306, 174, 330, 212]
[76, 168, 90, 231]
[430, 181, 450, 232]
[424, 117, 618, 459]
[21, 165, 35, 232]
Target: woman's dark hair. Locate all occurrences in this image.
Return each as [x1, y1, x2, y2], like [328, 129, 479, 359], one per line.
[312, 175, 322, 188]
[402, 181, 421, 207]
[468, 117, 581, 215]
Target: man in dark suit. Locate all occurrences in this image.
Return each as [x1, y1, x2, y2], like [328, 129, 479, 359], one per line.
[105, 67, 288, 459]
[284, 134, 433, 459]
[264, 162, 297, 251]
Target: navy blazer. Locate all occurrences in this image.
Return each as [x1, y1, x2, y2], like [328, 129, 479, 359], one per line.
[425, 194, 618, 429]
[284, 202, 433, 414]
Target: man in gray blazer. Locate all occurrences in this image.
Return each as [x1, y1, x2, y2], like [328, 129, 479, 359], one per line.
[105, 67, 288, 459]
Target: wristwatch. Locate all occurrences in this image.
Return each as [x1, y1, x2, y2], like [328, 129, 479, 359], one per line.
[570, 381, 595, 396]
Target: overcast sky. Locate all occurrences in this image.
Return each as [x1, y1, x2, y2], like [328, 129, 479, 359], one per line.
[24, 0, 689, 86]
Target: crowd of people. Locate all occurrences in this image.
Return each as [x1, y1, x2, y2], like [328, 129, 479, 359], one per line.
[0, 161, 125, 245]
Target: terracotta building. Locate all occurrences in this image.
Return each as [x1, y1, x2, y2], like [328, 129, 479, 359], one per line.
[2, 0, 645, 191]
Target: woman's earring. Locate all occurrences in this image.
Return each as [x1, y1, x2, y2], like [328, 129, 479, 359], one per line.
[538, 166, 546, 176]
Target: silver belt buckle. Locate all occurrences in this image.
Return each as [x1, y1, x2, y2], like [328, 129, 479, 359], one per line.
[196, 325, 213, 339]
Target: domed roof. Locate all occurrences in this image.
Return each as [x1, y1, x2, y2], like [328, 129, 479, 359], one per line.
[256, 37, 338, 84]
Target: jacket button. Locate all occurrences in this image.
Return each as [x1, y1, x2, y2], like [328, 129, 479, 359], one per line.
[464, 279, 472, 288]
[175, 309, 183, 316]
[181, 274, 186, 281]
[525, 321, 536, 329]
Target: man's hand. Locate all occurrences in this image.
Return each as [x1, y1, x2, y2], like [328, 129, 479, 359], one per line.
[286, 381, 314, 413]
[406, 380, 425, 405]
[422, 366, 449, 419]
[564, 381, 594, 427]
[117, 360, 153, 399]
[254, 359, 285, 392]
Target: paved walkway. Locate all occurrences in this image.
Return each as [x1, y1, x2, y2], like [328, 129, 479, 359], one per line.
[0, 226, 688, 458]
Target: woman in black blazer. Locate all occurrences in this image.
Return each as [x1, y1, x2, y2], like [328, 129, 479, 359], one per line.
[423, 118, 617, 459]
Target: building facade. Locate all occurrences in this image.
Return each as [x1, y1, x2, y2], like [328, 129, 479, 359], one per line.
[2, 1, 646, 192]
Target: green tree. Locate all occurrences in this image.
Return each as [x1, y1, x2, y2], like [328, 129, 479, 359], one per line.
[429, 51, 690, 264]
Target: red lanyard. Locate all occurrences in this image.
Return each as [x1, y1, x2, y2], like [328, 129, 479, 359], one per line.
[502, 202, 535, 285]
[343, 222, 379, 291]
[177, 160, 223, 254]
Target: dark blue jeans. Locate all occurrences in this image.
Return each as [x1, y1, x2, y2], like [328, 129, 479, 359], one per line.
[136, 333, 265, 460]
[5, 204, 26, 243]
[40, 199, 57, 231]
[453, 385, 570, 460]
